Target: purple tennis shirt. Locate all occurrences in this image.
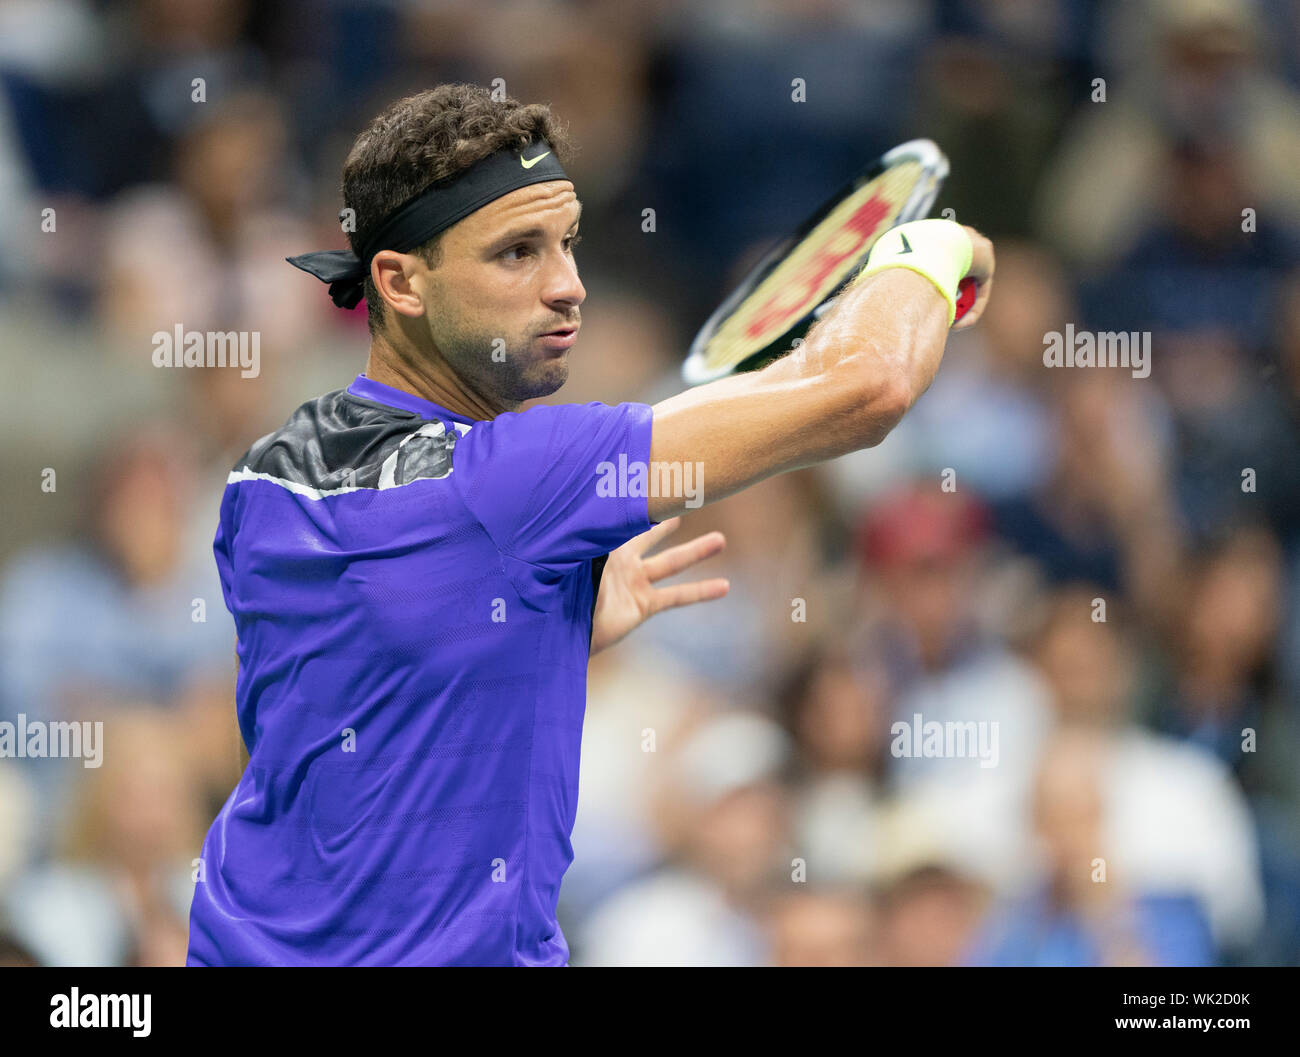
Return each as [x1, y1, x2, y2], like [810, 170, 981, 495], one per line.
[186, 373, 654, 966]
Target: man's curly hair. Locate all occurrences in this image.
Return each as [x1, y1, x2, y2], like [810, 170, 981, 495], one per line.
[341, 83, 574, 336]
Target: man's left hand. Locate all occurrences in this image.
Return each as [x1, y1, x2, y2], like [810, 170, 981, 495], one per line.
[590, 518, 728, 655]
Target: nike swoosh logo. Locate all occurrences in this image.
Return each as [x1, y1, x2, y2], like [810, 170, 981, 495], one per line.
[897, 233, 913, 254]
[520, 150, 551, 169]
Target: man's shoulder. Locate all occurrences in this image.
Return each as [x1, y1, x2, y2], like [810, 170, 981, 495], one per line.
[233, 386, 367, 469]
[228, 386, 464, 495]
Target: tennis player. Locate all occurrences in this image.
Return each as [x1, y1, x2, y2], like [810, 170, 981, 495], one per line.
[185, 83, 994, 967]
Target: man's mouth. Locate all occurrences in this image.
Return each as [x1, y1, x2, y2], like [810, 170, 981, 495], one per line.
[538, 325, 579, 351]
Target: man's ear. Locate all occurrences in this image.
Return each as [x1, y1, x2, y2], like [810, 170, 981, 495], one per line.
[371, 250, 427, 321]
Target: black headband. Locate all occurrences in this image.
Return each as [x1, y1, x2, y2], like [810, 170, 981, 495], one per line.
[286, 139, 569, 309]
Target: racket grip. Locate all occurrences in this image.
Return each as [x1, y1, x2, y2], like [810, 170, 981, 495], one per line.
[953, 276, 977, 323]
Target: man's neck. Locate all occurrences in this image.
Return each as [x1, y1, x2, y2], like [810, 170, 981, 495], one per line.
[364, 335, 511, 421]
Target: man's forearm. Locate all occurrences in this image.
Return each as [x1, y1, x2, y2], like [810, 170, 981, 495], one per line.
[763, 216, 978, 454]
[764, 265, 953, 451]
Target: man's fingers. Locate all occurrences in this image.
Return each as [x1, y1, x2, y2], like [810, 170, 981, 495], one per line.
[953, 276, 994, 331]
[641, 531, 726, 582]
[961, 227, 995, 280]
[650, 577, 730, 613]
[625, 516, 681, 556]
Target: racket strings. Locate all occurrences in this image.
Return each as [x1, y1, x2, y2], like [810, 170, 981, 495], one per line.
[703, 159, 926, 371]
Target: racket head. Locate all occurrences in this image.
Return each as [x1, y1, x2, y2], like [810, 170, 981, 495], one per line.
[682, 139, 951, 386]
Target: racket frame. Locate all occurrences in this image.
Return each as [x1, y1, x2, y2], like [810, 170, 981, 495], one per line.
[682, 138, 951, 386]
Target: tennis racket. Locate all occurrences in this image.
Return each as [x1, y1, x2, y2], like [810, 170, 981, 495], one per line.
[682, 139, 976, 386]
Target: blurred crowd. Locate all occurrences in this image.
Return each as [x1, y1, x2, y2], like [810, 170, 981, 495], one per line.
[1, 0, 1299, 967]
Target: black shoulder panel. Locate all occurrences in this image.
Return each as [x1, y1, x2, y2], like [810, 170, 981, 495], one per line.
[233, 389, 461, 492]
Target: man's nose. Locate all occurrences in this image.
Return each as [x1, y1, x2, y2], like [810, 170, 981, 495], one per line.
[543, 250, 585, 309]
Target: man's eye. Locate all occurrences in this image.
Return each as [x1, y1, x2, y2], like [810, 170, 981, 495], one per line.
[501, 245, 530, 261]
[565, 234, 583, 252]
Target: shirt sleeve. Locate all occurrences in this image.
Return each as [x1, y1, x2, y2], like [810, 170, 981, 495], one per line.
[452, 401, 655, 566]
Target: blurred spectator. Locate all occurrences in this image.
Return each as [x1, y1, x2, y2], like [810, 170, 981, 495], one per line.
[877, 863, 988, 967]
[1140, 526, 1300, 963]
[853, 482, 1055, 892]
[964, 726, 1216, 966]
[991, 370, 1184, 634]
[1036, 0, 1300, 269]
[576, 711, 792, 966]
[765, 884, 877, 966]
[775, 644, 889, 885]
[1083, 138, 1300, 346]
[910, 29, 1068, 239]
[2, 709, 206, 966]
[98, 89, 321, 355]
[1029, 585, 1266, 954]
[1151, 327, 1300, 542]
[0, 423, 234, 846]
[1145, 526, 1288, 774]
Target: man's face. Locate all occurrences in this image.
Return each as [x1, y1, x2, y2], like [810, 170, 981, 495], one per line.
[415, 180, 584, 407]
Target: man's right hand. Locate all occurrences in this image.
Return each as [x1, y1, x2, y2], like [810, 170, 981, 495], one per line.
[953, 225, 995, 330]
